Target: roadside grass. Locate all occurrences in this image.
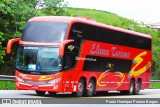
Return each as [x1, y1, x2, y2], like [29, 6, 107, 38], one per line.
[150, 83, 160, 89]
[0, 80, 160, 90]
[0, 81, 16, 90]
[150, 76, 160, 89]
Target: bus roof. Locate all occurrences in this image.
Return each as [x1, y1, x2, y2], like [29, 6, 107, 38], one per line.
[28, 16, 152, 39]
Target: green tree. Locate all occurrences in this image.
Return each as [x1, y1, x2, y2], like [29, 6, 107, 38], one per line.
[0, 0, 69, 75]
[39, 0, 70, 16]
[0, 0, 38, 74]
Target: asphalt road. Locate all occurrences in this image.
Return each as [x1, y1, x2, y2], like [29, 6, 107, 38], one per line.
[1, 89, 160, 106]
[0, 89, 160, 98]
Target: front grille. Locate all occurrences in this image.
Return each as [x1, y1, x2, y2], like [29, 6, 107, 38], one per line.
[24, 80, 48, 85]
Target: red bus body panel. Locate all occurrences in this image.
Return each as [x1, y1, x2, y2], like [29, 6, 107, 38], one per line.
[9, 16, 151, 93]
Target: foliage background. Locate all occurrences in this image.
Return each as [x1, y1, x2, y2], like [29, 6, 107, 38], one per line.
[0, 0, 160, 78]
[0, 0, 69, 75]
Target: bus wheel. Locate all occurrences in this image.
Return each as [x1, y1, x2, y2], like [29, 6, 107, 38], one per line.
[36, 91, 46, 96]
[48, 92, 56, 96]
[121, 79, 134, 95]
[84, 79, 95, 97]
[134, 80, 141, 95]
[73, 79, 84, 97]
[128, 79, 135, 95]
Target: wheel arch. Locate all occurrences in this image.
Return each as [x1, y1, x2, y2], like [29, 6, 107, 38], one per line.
[137, 78, 142, 82]
[89, 77, 97, 85]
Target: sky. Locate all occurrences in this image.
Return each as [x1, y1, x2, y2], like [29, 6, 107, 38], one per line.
[64, 0, 160, 24]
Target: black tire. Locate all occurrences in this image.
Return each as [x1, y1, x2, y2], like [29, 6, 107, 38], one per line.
[36, 91, 46, 96]
[48, 92, 56, 96]
[121, 79, 135, 95]
[84, 79, 95, 97]
[73, 79, 85, 97]
[134, 80, 141, 95]
[128, 79, 135, 95]
[128, 80, 135, 95]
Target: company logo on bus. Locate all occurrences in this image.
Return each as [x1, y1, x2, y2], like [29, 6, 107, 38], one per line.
[90, 44, 130, 59]
[129, 51, 151, 77]
[97, 71, 125, 89]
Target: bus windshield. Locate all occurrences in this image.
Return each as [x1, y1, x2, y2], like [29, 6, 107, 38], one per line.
[16, 46, 62, 72]
[21, 22, 69, 42]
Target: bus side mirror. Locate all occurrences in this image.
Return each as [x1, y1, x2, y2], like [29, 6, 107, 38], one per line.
[6, 38, 20, 54]
[59, 40, 74, 56]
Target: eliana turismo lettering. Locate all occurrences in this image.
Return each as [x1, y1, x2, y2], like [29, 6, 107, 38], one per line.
[90, 44, 130, 59]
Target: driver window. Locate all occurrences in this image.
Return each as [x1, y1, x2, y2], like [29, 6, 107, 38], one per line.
[63, 43, 79, 70]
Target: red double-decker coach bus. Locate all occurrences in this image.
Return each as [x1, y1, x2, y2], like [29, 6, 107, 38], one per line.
[7, 16, 152, 97]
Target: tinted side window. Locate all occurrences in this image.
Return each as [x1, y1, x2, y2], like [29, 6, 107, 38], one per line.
[83, 56, 103, 72]
[96, 27, 107, 42]
[83, 56, 132, 73]
[83, 24, 97, 41]
[69, 23, 151, 50]
[68, 23, 83, 39]
[97, 28, 151, 50]
[103, 57, 132, 73]
[63, 42, 79, 70]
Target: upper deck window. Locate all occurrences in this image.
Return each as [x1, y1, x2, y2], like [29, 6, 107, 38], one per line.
[21, 22, 69, 42]
[69, 23, 151, 50]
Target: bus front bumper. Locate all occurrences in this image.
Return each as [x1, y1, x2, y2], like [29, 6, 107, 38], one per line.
[16, 81, 62, 92]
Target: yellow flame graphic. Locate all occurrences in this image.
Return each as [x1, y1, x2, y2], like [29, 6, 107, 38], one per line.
[129, 51, 151, 77]
[97, 71, 125, 88]
[97, 71, 109, 87]
[114, 72, 125, 89]
[39, 76, 52, 81]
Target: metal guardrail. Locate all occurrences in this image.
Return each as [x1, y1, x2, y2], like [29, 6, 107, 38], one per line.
[0, 75, 160, 83]
[150, 80, 160, 83]
[0, 75, 15, 81]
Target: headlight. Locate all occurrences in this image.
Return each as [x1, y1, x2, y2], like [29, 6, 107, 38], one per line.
[48, 77, 61, 84]
[15, 76, 24, 82]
